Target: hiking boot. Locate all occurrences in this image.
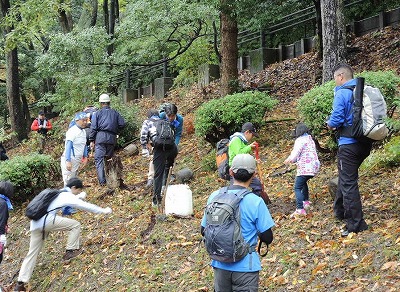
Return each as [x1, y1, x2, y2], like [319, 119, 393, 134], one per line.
[14, 282, 26, 291]
[145, 179, 153, 189]
[290, 209, 307, 218]
[62, 249, 83, 261]
[303, 201, 311, 211]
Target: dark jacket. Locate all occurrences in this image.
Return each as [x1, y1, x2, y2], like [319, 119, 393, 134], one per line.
[0, 199, 9, 235]
[89, 106, 126, 145]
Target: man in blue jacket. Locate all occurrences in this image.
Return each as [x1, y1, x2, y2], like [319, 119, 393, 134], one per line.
[89, 94, 126, 186]
[326, 63, 372, 237]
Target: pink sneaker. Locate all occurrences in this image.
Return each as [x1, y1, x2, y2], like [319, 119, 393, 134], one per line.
[303, 201, 311, 211]
[290, 208, 307, 218]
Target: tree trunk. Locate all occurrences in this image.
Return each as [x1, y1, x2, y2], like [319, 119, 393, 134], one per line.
[219, 0, 238, 97]
[6, 49, 27, 141]
[321, 0, 346, 83]
[313, 0, 323, 59]
[1, 0, 28, 141]
[77, 0, 98, 28]
[107, 0, 116, 55]
[58, 0, 73, 33]
[103, 0, 109, 34]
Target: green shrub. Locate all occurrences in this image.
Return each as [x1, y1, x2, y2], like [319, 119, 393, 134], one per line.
[298, 70, 400, 151]
[194, 91, 278, 144]
[361, 135, 400, 171]
[0, 154, 61, 204]
[110, 98, 140, 148]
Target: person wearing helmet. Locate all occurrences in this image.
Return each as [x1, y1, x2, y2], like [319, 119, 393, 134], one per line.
[89, 94, 126, 186]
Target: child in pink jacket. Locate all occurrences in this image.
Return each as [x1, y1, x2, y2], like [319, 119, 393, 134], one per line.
[284, 123, 320, 218]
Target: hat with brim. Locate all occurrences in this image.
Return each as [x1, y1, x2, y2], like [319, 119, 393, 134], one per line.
[231, 154, 256, 174]
[241, 122, 259, 137]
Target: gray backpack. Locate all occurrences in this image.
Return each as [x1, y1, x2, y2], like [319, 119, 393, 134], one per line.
[204, 187, 253, 263]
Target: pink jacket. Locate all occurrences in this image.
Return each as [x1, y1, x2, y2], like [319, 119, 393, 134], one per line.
[286, 134, 320, 176]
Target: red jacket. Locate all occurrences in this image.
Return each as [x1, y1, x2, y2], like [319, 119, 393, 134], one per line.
[31, 118, 53, 135]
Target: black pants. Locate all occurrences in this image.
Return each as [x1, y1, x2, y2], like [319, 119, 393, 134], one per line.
[152, 145, 178, 203]
[333, 142, 372, 232]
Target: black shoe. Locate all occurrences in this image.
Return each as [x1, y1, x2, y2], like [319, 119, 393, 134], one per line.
[14, 282, 26, 291]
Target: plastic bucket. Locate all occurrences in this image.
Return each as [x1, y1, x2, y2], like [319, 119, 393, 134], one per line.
[165, 184, 193, 216]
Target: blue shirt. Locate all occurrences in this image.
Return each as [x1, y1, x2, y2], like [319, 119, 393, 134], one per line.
[201, 185, 275, 272]
[327, 79, 358, 146]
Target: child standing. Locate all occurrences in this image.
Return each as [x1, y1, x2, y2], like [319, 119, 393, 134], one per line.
[284, 123, 320, 218]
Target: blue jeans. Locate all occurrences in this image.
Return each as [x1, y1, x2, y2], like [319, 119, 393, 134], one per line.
[294, 175, 313, 209]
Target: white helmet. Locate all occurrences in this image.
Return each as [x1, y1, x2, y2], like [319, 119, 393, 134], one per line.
[99, 93, 110, 103]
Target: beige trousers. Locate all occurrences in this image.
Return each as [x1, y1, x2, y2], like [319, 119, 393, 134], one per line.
[17, 216, 81, 283]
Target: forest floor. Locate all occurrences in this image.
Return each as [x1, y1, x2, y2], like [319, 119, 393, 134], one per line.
[1, 26, 400, 291]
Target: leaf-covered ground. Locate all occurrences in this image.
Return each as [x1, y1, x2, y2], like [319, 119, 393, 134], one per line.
[1, 27, 400, 291]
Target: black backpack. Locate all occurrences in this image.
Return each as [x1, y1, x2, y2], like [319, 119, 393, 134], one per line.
[25, 188, 62, 220]
[151, 119, 175, 150]
[203, 187, 254, 263]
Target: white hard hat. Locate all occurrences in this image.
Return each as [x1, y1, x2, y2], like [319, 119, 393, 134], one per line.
[99, 93, 110, 103]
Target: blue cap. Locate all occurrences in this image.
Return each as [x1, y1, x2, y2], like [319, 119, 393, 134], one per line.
[74, 112, 87, 121]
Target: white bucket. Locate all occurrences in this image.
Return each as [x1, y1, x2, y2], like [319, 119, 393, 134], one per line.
[165, 184, 193, 216]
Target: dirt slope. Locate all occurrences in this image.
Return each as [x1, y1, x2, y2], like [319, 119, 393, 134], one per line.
[1, 26, 400, 291]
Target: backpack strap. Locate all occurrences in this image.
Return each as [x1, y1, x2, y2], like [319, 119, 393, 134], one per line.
[40, 188, 66, 240]
[338, 85, 356, 137]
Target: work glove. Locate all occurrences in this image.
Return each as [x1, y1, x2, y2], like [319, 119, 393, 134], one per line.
[77, 191, 87, 200]
[103, 207, 112, 214]
[141, 149, 150, 158]
[0, 234, 7, 247]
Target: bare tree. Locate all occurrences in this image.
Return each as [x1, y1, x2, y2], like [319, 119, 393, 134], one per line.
[321, 0, 346, 83]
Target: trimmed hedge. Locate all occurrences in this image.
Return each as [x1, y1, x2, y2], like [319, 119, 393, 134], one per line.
[194, 91, 278, 144]
[0, 154, 61, 204]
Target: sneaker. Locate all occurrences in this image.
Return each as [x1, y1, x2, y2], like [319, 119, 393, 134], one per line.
[145, 179, 153, 189]
[303, 201, 311, 211]
[62, 249, 83, 261]
[290, 209, 307, 218]
[14, 282, 26, 291]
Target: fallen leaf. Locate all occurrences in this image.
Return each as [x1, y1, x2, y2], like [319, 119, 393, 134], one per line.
[380, 261, 398, 270]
